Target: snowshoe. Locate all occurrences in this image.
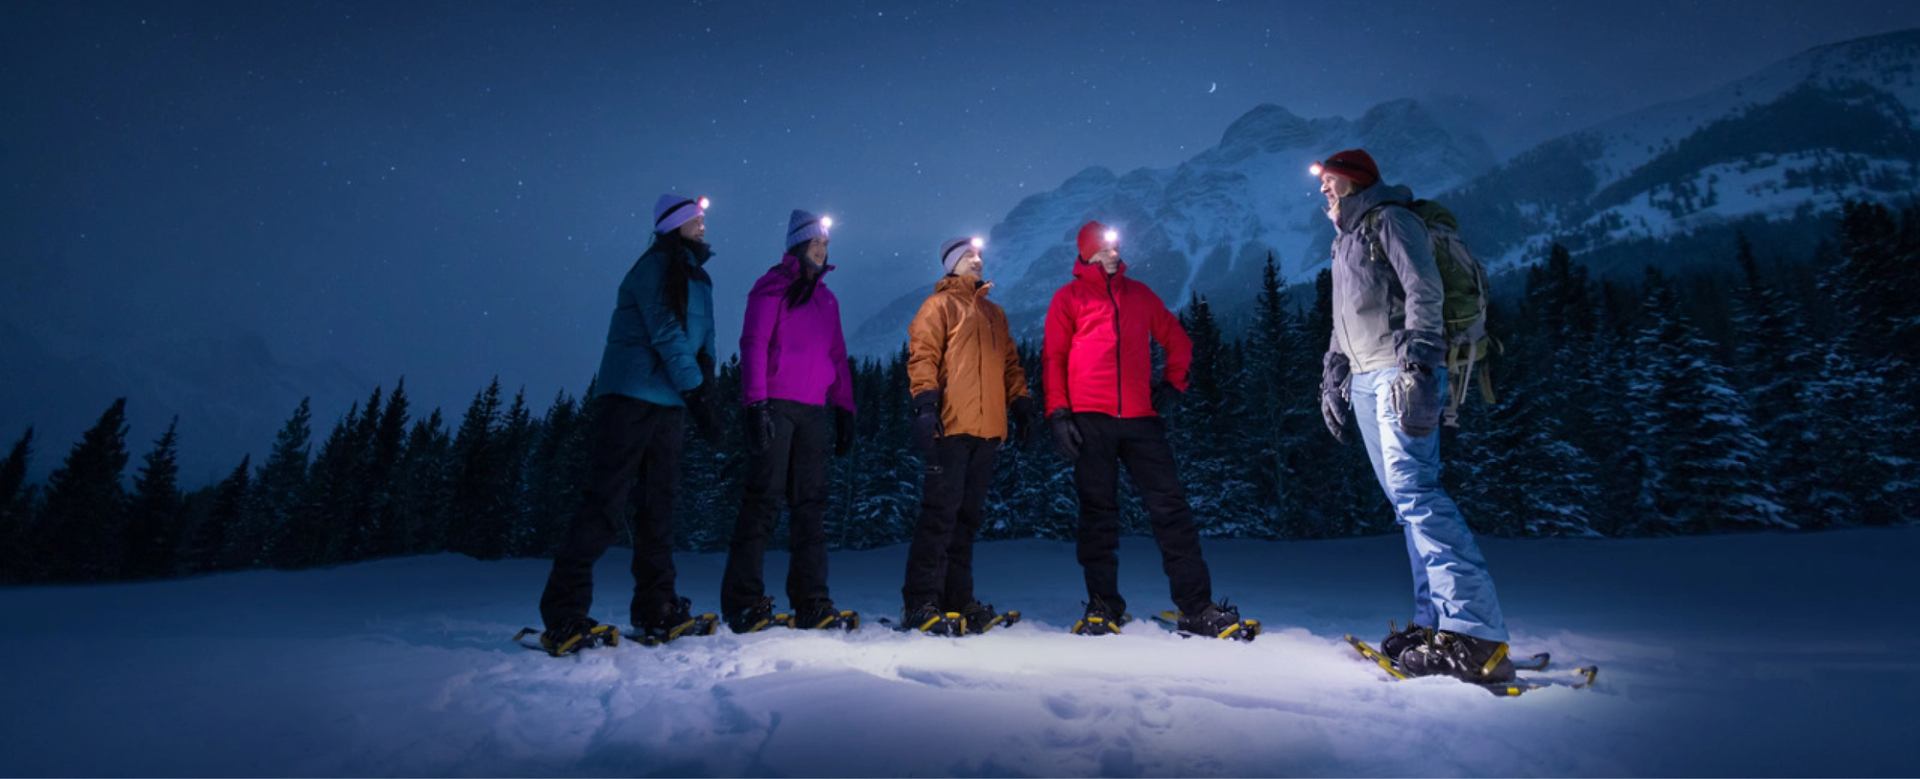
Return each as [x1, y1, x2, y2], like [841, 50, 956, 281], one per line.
[1070, 599, 1130, 636]
[1400, 630, 1517, 683]
[1379, 620, 1432, 662]
[633, 597, 720, 647]
[515, 618, 619, 657]
[893, 603, 963, 635]
[1344, 634, 1595, 697]
[958, 601, 1020, 634]
[1151, 601, 1261, 641]
[724, 596, 791, 634]
[791, 599, 860, 631]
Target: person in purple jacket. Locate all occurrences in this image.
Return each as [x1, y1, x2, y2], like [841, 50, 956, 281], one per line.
[720, 209, 860, 633]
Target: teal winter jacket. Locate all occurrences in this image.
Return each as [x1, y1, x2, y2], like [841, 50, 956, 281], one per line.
[594, 238, 717, 405]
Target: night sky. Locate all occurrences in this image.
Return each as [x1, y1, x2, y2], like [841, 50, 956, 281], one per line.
[7, 0, 1920, 427]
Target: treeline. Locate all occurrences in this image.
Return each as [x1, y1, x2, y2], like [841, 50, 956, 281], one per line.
[1, 201, 1915, 584]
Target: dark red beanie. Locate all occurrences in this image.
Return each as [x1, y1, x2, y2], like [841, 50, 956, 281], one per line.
[1076, 220, 1110, 261]
[1318, 149, 1380, 188]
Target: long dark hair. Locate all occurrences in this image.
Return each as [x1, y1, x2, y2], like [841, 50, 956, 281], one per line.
[651, 230, 711, 326]
[782, 240, 822, 309]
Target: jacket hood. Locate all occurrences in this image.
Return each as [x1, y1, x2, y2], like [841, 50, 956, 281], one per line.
[1334, 183, 1414, 235]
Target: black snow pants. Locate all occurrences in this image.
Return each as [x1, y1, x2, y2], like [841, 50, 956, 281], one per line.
[900, 433, 1000, 612]
[538, 394, 685, 630]
[720, 399, 834, 615]
[1069, 413, 1213, 616]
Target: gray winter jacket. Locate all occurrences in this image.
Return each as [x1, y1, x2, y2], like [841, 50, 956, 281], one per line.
[1326, 183, 1445, 373]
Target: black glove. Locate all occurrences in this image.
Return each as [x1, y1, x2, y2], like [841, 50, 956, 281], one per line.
[833, 407, 855, 457]
[1049, 409, 1083, 461]
[1389, 331, 1446, 438]
[696, 350, 717, 388]
[744, 401, 775, 455]
[910, 390, 943, 455]
[1320, 351, 1352, 443]
[1150, 378, 1182, 418]
[1009, 395, 1040, 446]
[680, 385, 720, 442]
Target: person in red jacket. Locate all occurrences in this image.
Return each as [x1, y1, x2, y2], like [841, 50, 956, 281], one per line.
[1043, 220, 1254, 640]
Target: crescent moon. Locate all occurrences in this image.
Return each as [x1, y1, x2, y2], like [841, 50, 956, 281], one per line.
[1208, 82, 1218, 94]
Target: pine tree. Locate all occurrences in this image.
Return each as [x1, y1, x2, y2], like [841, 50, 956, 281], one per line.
[124, 418, 184, 578]
[41, 398, 132, 580]
[1727, 233, 1821, 511]
[365, 378, 410, 558]
[394, 410, 452, 555]
[498, 388, 537, 555]
[245, 398, 312, 568]
[285, 402, 366, 567]
[448, 379, 510, 559]
[187, 456, 250, 572]
[1453, 245, 1601, 536]
[0, 427, 35, 582]
[1626, 269, 1786, 532]
[0, 427, 29, 512]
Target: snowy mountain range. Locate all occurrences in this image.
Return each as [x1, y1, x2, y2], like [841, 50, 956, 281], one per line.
[1447, 28, 1920, 273]
[851, 28, 1920, 355]
[850, 99, 1497, 354]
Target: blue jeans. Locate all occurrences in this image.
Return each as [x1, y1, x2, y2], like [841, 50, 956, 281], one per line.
[1350, 366, 1508, 643]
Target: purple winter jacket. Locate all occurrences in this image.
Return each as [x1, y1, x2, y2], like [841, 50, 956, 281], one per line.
[739, 254, 856, 413]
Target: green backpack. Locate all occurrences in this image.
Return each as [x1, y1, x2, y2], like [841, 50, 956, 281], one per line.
[1362, 199, 1498, 427]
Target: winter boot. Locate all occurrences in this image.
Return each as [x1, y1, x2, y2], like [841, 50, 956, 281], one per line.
[902, 603, 962, 636]
[1070, 598, 1130, 636]
[1174, 600, 1259, 641]
[1399, 630, 1516, 683]
[958, 600, 1020, 634]
[725, 596, 788, 634]
[533, 617, 619, 657]
[634, 597, 718, 645]
[1380, 620, 1433, 661]
[791, 599, 859, 631]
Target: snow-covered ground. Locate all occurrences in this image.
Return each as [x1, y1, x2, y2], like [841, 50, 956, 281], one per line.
[5, 529, 1917, 777]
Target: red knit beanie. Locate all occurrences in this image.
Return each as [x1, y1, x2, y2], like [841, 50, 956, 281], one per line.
[1317, 149, 1380, 188]
[1076, 220, 1112, 261]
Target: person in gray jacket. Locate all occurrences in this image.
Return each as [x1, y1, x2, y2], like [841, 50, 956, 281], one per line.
[1314, 149, 1515, 684]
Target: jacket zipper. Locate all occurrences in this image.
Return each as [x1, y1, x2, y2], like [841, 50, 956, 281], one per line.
[1105, 274, 1123, 416]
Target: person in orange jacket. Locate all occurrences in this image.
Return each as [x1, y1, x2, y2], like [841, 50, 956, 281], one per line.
[898, 236, 1040, 635]
[1043, 221, 1253, 640]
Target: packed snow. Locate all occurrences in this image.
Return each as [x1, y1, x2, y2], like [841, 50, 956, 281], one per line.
[4, 528, 1917, 777]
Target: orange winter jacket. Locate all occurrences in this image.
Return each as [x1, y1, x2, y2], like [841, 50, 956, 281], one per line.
[907, 275, 1030, 440]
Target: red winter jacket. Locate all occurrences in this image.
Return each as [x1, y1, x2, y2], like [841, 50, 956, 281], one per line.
[1042, 257, 1191, 418]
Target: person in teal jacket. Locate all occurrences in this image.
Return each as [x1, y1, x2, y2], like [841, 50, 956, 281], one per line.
[534, 192, 724, 655]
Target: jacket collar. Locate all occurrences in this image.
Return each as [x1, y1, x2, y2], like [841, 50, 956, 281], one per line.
[778, 253, 835, 279]
[935, 274, 992, 298]
[1071, 256, 1128, 284]
[1334, 183, 1414, 235]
